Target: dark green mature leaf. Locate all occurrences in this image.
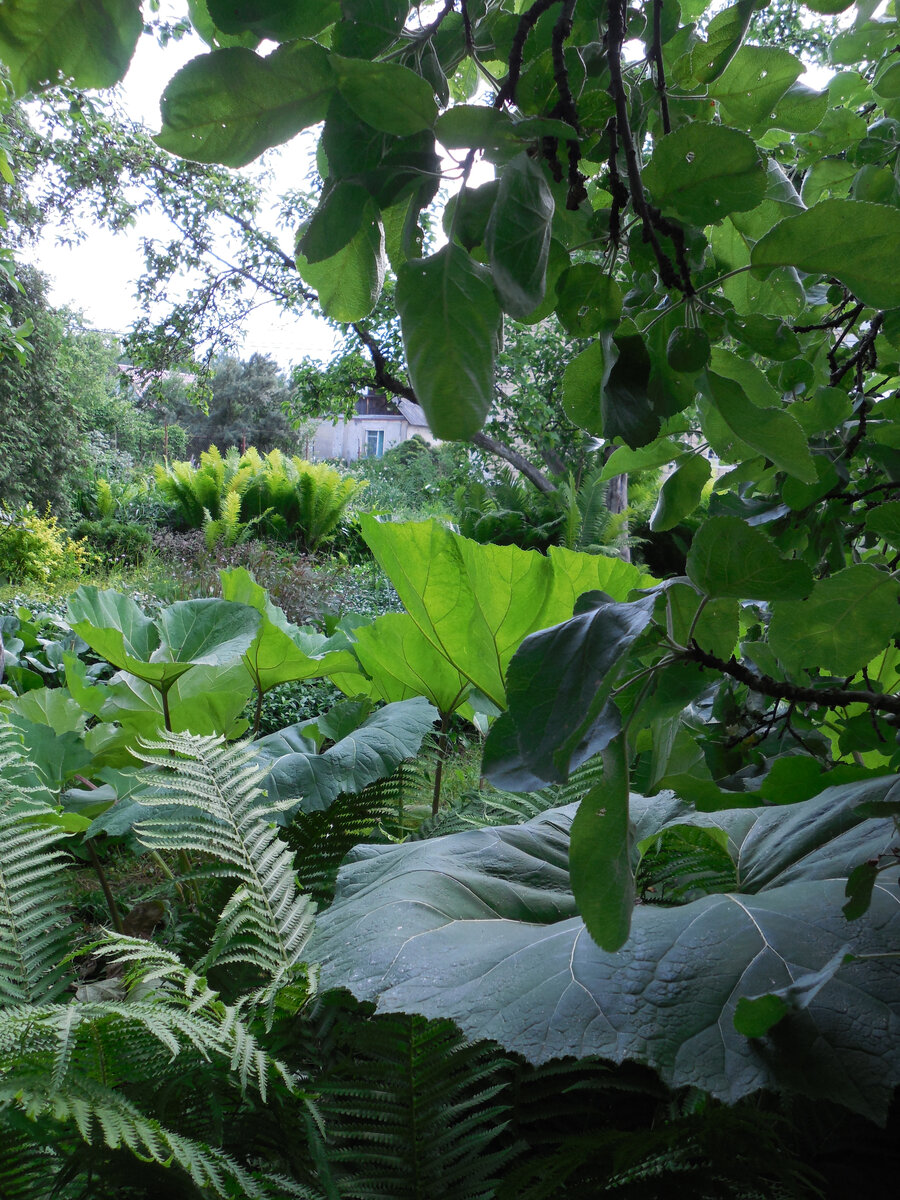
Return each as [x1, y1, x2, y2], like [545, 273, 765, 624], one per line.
[752, 200, 900, 310]
[555, 266, 623, 337]
[651, 455, 711, 531]
[485, 152, 554, 319]
[296, 180, 369, 264]
[644, 125, 767, 226]
[156, 41, 334, 166]
[603, 334, 659, 449]
[843, 861, 880, 921]
[866, 501, 900, 548]
[705, 372, 817, 483]
[569, 736, 634, 951]
[206, 0, 339, 38]
[768, 566, 900, 677]
[689, 0, 755, 83]
[331, 54, 437, 136]
[255, 697, 437, 820]
[0, 0, 141, 95]
[486, 593, 656, 786]
[686, 517, 813, 601]
[312, 782, 900, 1120]
[297, 202, 386, 321]
[396, 245, 502, 439]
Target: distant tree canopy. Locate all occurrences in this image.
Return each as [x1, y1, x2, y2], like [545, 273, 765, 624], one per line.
[173, 353, 299, 457]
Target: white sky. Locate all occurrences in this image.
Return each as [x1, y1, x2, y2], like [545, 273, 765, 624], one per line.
[28, 17, 340, 366]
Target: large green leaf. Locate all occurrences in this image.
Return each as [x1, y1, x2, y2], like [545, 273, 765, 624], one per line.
[156, 41, 334, 166]
[206, 0, 338, 39]
[485, 593, 656, 787]
[396, 245, 502, 439]
[686, 517, 814, 601]
[254, 697, 437, 820]
[485, 152, 554, 319]
[312, 781, 900, 1121]
[0, 0, 141, 95]
[358, 518, 652, 711]
[705, 371, 817, 483]
[296, 200, 385, 322]
[68, 587, 261, 692]
[219, 568, 357, 695]
[768, 566, 900, 677]
[650, 454, 711, 531]
[752, 200, 900, 310]
[330, 612, 472, 716]
[331, 54, 437, 136]
[708, 45, 802, 128]
[644, 125, 767, 226]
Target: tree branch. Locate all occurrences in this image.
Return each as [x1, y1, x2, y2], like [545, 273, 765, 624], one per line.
[651, 0, 671, 135]
[686, 642, 900, 718]
[470, 431, 556, 492]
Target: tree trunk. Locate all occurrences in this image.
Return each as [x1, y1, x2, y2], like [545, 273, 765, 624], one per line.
[606, 472, 630, 562]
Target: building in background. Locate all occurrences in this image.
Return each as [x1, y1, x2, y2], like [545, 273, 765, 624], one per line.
[310, 390, 435, 462]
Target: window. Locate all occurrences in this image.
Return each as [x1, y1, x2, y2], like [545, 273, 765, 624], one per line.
[366, 429, 385, 458]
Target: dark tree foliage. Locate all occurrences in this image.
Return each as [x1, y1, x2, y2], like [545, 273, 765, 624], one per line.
[176, 352, 298, 456]
[0, 267, 81, 512]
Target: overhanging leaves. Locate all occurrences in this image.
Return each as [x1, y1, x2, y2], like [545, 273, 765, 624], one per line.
[156, 41, 334, 166]
[396, 245, 502, 440]
[644, 125, 767, 226]
[752, 200, 900, 310]
[485, 152, 554, 320]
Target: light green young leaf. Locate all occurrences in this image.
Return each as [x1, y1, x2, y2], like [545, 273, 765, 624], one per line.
[331, 54, 437, 136]
[297, 202, 385, 322]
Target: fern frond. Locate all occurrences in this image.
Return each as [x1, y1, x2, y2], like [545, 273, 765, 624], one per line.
[0, 1124, 59, 1200]
[320, 1013, 517, 1199]
[0, 791, 73, 1007]
[131, 733, 317, 1013]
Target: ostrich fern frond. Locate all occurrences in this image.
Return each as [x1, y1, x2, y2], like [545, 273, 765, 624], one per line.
[0, 731, 74, 1006]
[132, 733, 316, 1011]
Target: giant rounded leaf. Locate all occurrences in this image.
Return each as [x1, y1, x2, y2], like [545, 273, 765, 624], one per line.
[752, 200, 900, 311]
[644, 125, 767, 226]
[312, 781, 900, 1121]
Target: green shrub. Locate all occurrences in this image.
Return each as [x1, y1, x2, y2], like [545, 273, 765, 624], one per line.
[71, 517, 152, 566]
[0, 504, 89, 584]
[156, 445, 364, 552]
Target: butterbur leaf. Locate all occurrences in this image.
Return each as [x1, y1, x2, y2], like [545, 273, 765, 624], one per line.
[156, 41, 334, 166]
[734, 946, 851, 1036]
[752, 200, 900, 311]
[331, 54, 437, 136]
[643, 124, 767, 226]
[0, 0, 142, 95]
[686, 517, 813, 601]
[485, 152, 554, 319]
[396, 245, 502, 439]
[313, 781, 900, 1121]
[570, 736, 634, 951]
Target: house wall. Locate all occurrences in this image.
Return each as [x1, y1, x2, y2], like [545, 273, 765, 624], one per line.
[310, 415, 435, 462]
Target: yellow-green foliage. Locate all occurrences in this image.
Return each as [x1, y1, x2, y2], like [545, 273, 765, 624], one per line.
[157, 446, 365, 552]
[0, 504, 89, 584]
